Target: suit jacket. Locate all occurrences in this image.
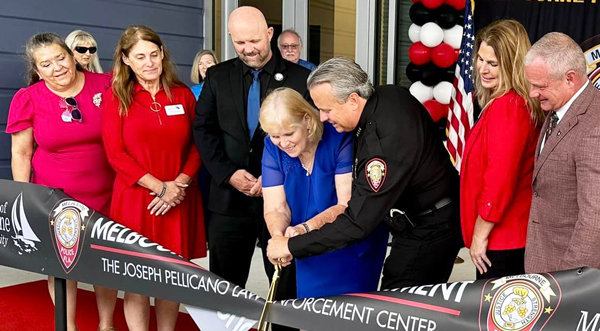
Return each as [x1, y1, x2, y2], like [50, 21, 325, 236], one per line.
[193, 53, 311, 216]
[460, 91, 540, 251]
[525, 83, 600, 273]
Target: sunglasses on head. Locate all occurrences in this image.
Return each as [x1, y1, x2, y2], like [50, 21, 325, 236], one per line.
[74, 46, 97, 54]
[59, 97, 82, 123]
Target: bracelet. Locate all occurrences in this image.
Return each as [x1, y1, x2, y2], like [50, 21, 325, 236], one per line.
[157, 182, 167, 198]
[301, 222, 310, 234]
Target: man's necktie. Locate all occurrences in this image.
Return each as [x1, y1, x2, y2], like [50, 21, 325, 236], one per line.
[247, 69, 262, 139]
[545, 111, 559, 143]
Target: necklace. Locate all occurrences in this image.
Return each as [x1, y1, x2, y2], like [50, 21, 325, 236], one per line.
[299, 158, 313, 176]
[150, 98, 163, 125]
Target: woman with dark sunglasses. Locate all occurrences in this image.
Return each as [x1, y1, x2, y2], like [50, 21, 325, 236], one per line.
[6, 33, 118, 331]
[65, 29, 104, 73]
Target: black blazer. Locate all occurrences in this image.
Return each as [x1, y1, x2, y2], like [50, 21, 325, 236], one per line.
[193, 53, 311, 216]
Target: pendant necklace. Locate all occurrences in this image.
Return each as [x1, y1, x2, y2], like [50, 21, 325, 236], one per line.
[150, 96, 163, 125]
[300, 157, 313, 176]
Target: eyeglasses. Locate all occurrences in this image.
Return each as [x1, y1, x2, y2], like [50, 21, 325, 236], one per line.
[74, 46, 97, 54]
[280, 44, 299, 51]
[59, 97, 82, 123]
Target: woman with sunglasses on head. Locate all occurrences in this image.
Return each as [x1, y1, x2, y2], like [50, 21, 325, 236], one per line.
[102, 25, 206, 331]
[65, 29, 104, 73]
[6, 33, 118, 331]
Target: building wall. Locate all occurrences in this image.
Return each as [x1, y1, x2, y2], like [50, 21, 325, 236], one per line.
[0, 0, 204, 179]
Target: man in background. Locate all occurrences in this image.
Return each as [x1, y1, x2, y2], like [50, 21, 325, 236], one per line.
[277, 29, 317, 71]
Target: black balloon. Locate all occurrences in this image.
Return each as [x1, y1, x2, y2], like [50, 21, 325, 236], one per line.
[420, 64, 442, 86]
[435, 5, 458, 29]
[406, 62, 422, 82]
[409, 3, 433, 26]
[442, 65, 457, 82]
[456, 11, 465, 26]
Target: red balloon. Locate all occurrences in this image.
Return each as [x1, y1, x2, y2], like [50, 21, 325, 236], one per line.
[423, 100, 448, 122]
[454, 48, 460, 61]
[408, 42, 432, 66]
[431, 43, 456, 68]
[422, 0, 444, 9]
[445, 0, 466, 10]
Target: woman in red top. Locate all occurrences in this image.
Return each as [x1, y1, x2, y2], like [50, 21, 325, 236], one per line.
[102, 25, 206, 331]
[461, 20, 544, 279]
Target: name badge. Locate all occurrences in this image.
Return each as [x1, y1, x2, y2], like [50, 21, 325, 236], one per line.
[165, 104, 185, 116]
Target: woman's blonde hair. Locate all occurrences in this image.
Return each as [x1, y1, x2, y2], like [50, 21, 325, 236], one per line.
[111, 25, 185, 116]
[65, 30, 104, 73]
[191, 49, 218, 84]
[260, 87, 323, 143]
[474, 20, 544, 126]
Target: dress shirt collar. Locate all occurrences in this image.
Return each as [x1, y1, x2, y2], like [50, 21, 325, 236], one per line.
[555, 80, 589, 123]
[241, 51, 277, 77]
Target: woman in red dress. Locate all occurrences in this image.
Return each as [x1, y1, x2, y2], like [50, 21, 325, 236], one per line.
[460, 20, 544, 279]
[102, 25, 206, 331]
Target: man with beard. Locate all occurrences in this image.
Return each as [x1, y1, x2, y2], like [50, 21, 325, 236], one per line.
[193, 6, 310, 331]
[277, 29, 317, 71]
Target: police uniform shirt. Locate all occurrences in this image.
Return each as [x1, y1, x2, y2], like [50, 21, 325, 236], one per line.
[288, 85, 457, 258]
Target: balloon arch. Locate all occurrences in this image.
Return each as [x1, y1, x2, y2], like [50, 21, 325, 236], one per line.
[407, 0, 466, 123]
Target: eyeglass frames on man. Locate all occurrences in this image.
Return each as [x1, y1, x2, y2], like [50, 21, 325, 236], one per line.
[280, 44, 299, 51]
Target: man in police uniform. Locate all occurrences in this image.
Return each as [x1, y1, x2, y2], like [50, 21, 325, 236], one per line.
[266, 57, 461, 289]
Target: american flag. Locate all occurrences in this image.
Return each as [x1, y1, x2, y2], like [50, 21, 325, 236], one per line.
[446, 0, 475, 173]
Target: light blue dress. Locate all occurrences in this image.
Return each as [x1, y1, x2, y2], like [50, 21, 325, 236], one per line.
[262, 123, 388, 298]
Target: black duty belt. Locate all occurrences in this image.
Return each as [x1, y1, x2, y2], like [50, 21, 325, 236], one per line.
[384, 197, 453, 235]
[415, 197, 453, 217]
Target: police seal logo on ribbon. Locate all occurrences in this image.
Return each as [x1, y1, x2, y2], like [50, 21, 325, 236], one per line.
[49, 200, 90, 273]
[480, 274, 561, 331]
[365, 158, 386, 192]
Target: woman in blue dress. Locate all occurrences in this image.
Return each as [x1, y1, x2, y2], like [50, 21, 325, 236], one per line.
[260, 87, 388, 298]
[190, 49, 218, 100]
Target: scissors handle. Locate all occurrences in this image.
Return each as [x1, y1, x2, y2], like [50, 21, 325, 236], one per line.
[257, 263, 282, 331]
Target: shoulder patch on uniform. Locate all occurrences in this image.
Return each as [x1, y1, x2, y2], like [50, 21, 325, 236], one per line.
[365, 158, 386, 192]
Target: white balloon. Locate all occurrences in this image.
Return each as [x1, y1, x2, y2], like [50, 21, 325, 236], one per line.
[433, 81, 453, 105]
[408, 24, 421, 43]
[409, 81, 434, 104]
[444, 25, 464, 49]
[419, 22, 444, 48]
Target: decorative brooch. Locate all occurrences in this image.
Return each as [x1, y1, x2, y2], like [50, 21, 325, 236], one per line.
[93, 93, 102, 107]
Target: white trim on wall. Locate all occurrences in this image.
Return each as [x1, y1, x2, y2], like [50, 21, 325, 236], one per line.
[355, 0, 376, 80]
[282, 0, 309, 61]
[222, 0, 238, 61]
[387, 0, 397, 84]
[203, 0, 213, 50]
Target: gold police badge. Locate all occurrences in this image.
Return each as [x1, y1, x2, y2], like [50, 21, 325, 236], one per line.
[365, 158, 386, 192]
[480, 274, 561, 331]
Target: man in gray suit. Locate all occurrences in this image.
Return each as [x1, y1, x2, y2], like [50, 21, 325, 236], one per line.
[524, 32, 600, 273]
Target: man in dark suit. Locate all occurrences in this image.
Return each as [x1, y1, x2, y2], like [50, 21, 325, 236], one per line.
[267, 57, 461, 289]
[524, 32, 600, 273]
[193, 6, 310, 327]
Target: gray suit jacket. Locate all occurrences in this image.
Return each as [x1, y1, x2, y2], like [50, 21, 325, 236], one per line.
[525, 83, 600, 273]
